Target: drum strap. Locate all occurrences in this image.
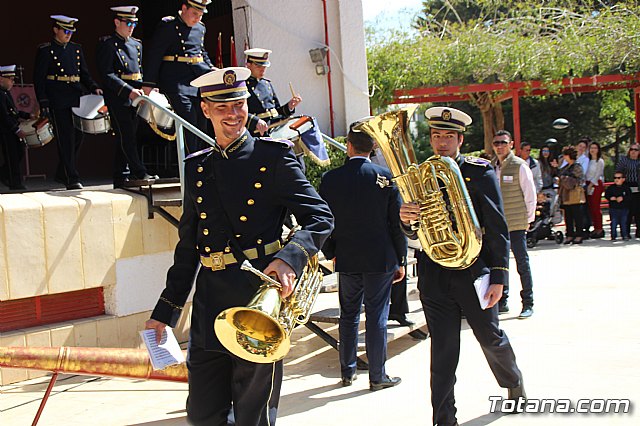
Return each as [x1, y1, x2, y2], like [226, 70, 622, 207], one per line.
[257, 109, 279, 119]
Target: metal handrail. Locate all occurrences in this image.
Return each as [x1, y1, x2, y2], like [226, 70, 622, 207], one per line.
[321, 133, 346, 152]
[132, 94, 218, 197]
[132, 95, 347, 195]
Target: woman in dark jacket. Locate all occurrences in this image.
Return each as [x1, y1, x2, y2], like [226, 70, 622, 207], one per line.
[558, 145, 586, 244]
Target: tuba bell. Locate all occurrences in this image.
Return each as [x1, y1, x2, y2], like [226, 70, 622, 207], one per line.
[353, 106, 482, 269]
[214, 256, 322, 363]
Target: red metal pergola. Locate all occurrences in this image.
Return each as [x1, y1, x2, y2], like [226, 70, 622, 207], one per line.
[392, 73, 640, 148]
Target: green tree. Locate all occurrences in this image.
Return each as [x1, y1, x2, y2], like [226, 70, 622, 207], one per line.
[367, 1, 640, 153]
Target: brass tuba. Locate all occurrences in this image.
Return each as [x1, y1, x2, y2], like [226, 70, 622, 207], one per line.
[214, 256, 322, 363]
[353, 106, 482, 269]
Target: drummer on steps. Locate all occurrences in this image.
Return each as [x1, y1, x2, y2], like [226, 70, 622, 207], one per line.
[34, 15, 102, 190]
[0, 65, 30, 191]
[245, 48, 302, 136]
[97, 6, 158, 188]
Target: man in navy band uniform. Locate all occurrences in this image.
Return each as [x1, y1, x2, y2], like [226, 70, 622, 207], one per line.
[144, 67, 333, 425]
[142, 0, 215, 154]
[400, 107, 525, 425]
[34, 15, 102, 190]
[320, 125, 406, 391]
[97, 6, 158, 188]
[245, 48, 302, 134]
[0, 65, 30, 190]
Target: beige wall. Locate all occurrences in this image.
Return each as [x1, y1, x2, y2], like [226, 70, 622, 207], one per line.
[231, 0, 370, 137]
[0, 190, 186, 385]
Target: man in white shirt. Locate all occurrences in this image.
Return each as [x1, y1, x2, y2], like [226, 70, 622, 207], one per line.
[518, 141, 542, 193]
[492, 130, 537, 319]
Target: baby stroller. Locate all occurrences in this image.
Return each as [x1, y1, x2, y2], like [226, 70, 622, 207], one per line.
[526, 191, 564, 248]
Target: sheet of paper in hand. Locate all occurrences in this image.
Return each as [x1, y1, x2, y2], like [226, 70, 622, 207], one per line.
[140, 328, 185, 370]
[473, 273, 490, 310]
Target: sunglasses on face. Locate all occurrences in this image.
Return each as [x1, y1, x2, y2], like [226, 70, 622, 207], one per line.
[614, 176, 625, 179]
[117, 19, 138, 27]
[492, 140, 509, 146]
[542, 150, 550, 153]
[62, 29, 73, 35]
[630, 147, 640, 151]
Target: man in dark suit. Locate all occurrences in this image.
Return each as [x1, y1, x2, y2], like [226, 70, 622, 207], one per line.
[145, 67, 333, 425]
[34, 15, 102, 190]
[400, 107, 525, 425]
[141, 0, 215, 154]
[96, 6, 158, 188]
[320, 126, 406, 391]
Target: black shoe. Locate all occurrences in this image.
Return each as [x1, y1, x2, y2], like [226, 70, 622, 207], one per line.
[572, 238, 583, 244]
[503, 383, 527, 414]
[66, 181, 83, 190]
[132, 173, 159, 181]
[408, 329, 429, 340]
[126, 174, 158, 187]
[498, 302, 509, 314]
[341, 373, 357, 387]
[563, 237, 574, 245]
[590, 230, 605, 239]
[370, 375, 401, 391]
[388, 315, 415, 327]
[518, 307, 533, 319]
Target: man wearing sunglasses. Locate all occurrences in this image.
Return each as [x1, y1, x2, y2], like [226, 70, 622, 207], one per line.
[34, 15, 102, 190]
[491, 130, 537, 319]
[97, 6, 158, 189]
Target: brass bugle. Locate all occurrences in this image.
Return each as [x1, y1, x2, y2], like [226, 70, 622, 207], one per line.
[0, 346, 187, 382]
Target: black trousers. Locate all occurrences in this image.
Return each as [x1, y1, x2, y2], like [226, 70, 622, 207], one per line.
[389, 275, 409, 318]
[186, 344, 282, 426]
[0, 132, 24, 187]
[166, 92, 208, 155]
[108, 102, 147, 181]
[51, 108, 83, 184]
[563, 204, 585, 238]
[419, 266, 522, 426]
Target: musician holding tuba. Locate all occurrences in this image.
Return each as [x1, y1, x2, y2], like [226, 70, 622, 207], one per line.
[144, 67, 333, 425]
[398, 107, 526, 424]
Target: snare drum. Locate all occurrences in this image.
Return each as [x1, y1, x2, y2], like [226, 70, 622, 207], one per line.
[19, 118, 54, 148]
[72, 94, 111, 134]
[137, 91, 174, 130]
[269, 116, 330, 165]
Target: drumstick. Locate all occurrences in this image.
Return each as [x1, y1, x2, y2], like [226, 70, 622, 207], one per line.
[289, 82, 296, 98]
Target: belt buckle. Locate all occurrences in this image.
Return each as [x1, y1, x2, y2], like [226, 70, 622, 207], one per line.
[210, 252, 226, 271]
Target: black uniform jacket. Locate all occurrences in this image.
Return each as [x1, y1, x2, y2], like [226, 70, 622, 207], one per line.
[404, 155, 510, 287]
[0, 89, 29, 135]
[34, 39, 99, 109]
[247, 76, 293, 124]
[96, 33, 143, 106]
[319, 158, 406, 273]
[151, 131, 334, 350]
[143, 15, 214, 97]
